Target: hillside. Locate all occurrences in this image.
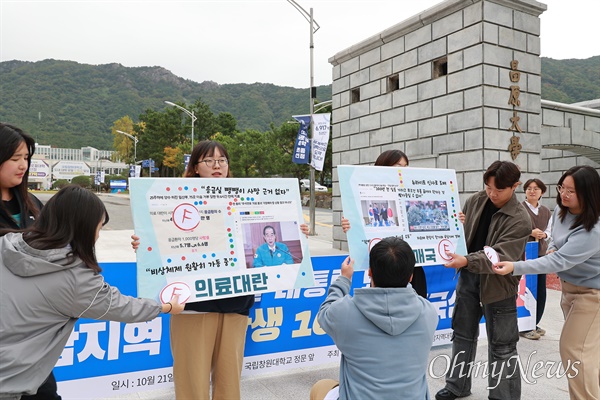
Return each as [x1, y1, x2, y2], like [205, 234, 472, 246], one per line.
[0, 57, 598, 149]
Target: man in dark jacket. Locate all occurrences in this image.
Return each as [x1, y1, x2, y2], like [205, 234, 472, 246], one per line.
[436, 161, 531, 400]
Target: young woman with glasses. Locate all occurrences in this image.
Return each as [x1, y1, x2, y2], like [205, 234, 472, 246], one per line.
[495, 165, 600, 399]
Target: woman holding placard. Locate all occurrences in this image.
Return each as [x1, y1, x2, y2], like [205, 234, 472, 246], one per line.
[341, 150, 428, 298]
[494, 165, 600, 400]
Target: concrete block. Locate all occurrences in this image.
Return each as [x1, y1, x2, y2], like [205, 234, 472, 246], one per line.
[340, 119, 360, 136]
[499, 26, 527, 52]
[392, 49, 418, 73]
[565, 112, 585, 132]
[406, 137, 433, 155]
[483, 22, 499, 45]
[339, 90, 351, 107]
[350, 101, 370, 119]
[332, 136, 350, 152]
[433, 131, 464, 153]
[332, 105, 350, 123]
[527, 34, 541, 56]
[448, 65, 483, 93]
[433, 92, 464, 116]
[360, 47, 381, 69]
[448, 150, 483, 172]
[392, 85, 418, 107]
[514, 10, 541, 35]
[482, 43, 513, 68]
[418, 115, 448, 138]
[437, 154, 448, 169]
[432, 9, 464, 39]
[464, 85, 483, 109]
[332, 76, 350, 95]
[542, 109, 565, 127]
[527, 153, 542, 174]
[332, 151, 341, 167]
[499, 67, 522, 90]
[545, 126, 571, 145]
[360, 113, 381, 132]
[350, 131, 370, 149]
[463, 1, 483, 27]
[483, 1, 513, 28]
[482, 85, 512, 111]
[381, 36, 405, 61]
[483, 128, 513, 150]
[418, 38, 447, 64]
[370, 93, 393, 114]
[360, 146, 383, 164]
[332, 123, 341, 139]
[406, 100, 433, 122]
[332, 93, 341, 109]
[361, 80, 382, 100]
[463, 170, 484, 192]
[465, 129, 484, 150]
[520, 131, 541, 152]
[512, 51, 541, 74]
[332, 64, 341, 81]
[448, 108, 483, 132]
[340, 56, 360, 77]
[350, 69, 370, 88]
[406, 25, 432, 51]
[381, 107, 405, 127]
[464, 44, 484, 68]
[483, 64, 499, 86]
[517, 92, 542, 114]
[484, 107, 499, 128]
[448, 23, 483, 53]
[418, 77, 448, 101]
[342, 149, 360, 165]
[447, 51, 463, 73]
[585, 115, 600, 132]
[406, 61, 432, 87]
[393, 121, 418, 141]
[370, 59, 393, 81]
[528, 112, 542, 134]
[370, 127, 393, 146]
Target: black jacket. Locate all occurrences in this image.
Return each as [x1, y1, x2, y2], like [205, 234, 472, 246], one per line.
[0, 189, 43, 229]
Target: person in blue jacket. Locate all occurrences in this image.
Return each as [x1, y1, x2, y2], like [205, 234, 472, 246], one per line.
[253, 225, 294, 267]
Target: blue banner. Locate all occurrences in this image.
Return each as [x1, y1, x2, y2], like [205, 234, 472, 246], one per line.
[292, 115, 311, 164]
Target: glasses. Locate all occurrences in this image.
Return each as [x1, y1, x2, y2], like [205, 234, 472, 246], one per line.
[556, 185, 575, 198]
[526, 187, 541, 192]
[198, 158, 228, 167]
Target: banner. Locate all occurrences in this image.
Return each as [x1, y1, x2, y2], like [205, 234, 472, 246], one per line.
[291, 115, 311, 164]
[54, 248, 537, 399]
[310, 113, 331, 172]
[129, 177, 315, 303]
[338, 165, 467, 270]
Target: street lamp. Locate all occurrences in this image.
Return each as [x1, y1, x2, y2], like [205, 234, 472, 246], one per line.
[165, 101, 197, 150]
[116, 130, 138, 165]
[287, 0, 319, 235]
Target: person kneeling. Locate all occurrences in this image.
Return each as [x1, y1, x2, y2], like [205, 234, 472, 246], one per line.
[310, 237, 438, 400]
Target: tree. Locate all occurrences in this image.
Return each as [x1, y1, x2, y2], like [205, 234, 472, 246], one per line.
[163, 145, 186, 177]
[71, 175, 92, 189]
[111, 116, 136, 164]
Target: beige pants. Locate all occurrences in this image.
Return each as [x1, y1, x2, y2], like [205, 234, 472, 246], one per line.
[560, 280, 600, 400]
[310, 379, 339, 400]
[170, 313, 248, 400]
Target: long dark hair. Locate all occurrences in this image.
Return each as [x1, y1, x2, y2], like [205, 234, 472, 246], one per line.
[184, 140, 232, 178]
[23, 185, 109, 273]
[556, 166, 600, 232]
[375, 150, 409, 167]
[0, 123, 39, 221]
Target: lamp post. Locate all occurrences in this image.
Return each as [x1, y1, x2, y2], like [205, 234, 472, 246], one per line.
[165, 101, 197, 150]
[287, 0, 319, 236]
[115, 130, 138, 165]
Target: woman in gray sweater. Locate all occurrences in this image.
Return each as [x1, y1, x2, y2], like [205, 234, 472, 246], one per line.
[494, 165, 600, 400]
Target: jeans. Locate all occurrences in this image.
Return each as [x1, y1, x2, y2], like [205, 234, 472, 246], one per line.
[445, 269, 521, 400]
[21, 372, 61, 400]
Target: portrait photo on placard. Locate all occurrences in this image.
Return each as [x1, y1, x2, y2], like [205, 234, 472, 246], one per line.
[242, 221, 303, 268]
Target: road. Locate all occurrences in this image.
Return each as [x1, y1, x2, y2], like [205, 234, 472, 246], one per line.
[34, 192, 334, 239]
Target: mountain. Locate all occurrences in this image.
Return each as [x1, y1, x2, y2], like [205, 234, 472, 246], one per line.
[1, 57, 598, 150]
[0, 59, 331, 149]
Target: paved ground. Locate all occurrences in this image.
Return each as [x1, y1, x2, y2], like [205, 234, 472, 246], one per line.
[91, 199, 571, 400]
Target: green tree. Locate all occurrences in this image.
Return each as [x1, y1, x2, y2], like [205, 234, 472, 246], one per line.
[111, 116, 136, 164]
[71, 175, 92, 188]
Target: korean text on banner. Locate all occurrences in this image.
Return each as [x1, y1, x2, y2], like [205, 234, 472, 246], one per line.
[310, 113, 330, 172]
[292, 115, 311, 164]
[337, 165, 467, 270]
[129, 177, 315, 303]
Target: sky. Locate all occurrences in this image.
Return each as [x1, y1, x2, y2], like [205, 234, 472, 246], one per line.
[1, 0, 599, 89]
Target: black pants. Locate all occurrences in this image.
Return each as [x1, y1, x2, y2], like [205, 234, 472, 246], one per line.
[22, 372, 61, 400]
